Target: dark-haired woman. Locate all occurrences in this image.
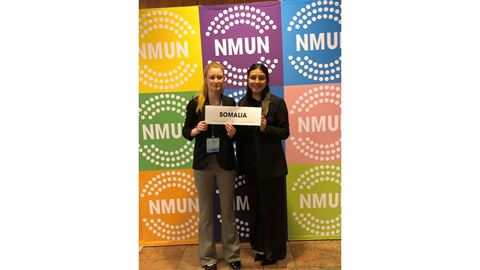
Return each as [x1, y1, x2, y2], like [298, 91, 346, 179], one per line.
[236, 63, 290, 265]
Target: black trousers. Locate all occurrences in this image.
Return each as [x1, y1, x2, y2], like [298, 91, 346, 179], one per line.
[245, 168, 287, 260]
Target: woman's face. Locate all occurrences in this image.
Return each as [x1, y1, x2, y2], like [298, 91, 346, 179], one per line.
[248, 68, 267, 96]
[205, 67, 224, 93]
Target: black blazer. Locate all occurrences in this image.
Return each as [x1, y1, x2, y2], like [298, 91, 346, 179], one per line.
[236, 94, 290, 179]
[182, 95, 237, 170]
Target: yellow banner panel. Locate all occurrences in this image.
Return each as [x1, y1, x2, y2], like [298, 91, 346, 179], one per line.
[139, 7, 204, 93]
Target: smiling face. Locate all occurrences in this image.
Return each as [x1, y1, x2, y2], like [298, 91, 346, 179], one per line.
[248, 68, 267, 98]
[205, 67, 224, 94]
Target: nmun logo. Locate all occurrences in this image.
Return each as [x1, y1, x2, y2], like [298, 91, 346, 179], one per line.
[287, 164, 341, 239]
[139, 7, 204, 93]
[286, 84, 341, 163]
[139, 92, 194, 170]
[140, 170, 199, 242]
[200, 3, 284, 88]
[282, 0, 341, 85]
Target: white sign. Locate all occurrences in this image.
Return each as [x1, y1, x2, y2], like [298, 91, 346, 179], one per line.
[205, 105, 261, 126]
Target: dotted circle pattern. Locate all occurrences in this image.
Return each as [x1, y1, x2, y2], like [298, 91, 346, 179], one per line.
[291, 165, 341, 236]
[235, 218, 250, 238]
[211, 58, 279, 87]
[289, 85, 341, 162]
[139, 94, 194, 167]
[227, 89, 247, 104]
[140, 171, 199, 240]
[140, 171, 198, 197]
[290, 84, 341, 113]
[214, 174, 247, 195]
[286, 0, 341, 32]
[139, 93, 188, 120]
[216, 216, 251, 238]
[291, 164, 341, 192]
[291, 213, 341, 236]
[143, 216, 199, 241]
[205, 5, 278, 37]
[140, 10, 196, 39]
[139, 61, 199, 91]
[139, 10, 199, 90]
[234, 174, 246, 189]
[287, 55, 341, 82]
[286, 1, 341, 82]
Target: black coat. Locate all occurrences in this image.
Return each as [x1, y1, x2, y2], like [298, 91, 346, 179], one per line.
[182, 95, 237, 170]
[236, 94, 290, 179]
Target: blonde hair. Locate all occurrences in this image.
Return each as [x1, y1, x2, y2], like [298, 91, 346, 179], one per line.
[196, 62, 225, 113]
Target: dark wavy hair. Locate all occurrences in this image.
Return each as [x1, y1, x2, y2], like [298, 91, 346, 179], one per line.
[245, 63, 270, 101]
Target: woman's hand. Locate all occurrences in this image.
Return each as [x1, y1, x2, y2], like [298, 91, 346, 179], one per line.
[260, 115, 267, 132]
[191, 120, 208, 137]
[225, 122, 236, 138]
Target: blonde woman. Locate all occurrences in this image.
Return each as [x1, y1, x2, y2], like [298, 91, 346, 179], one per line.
[182, 62, 241, 270]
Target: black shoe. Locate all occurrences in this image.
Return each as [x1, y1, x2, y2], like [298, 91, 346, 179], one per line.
[229, 261, 241, 270]
[202, 264, 217, 270]
[261, 258, 277, 266]
[254, 253, 266, 261]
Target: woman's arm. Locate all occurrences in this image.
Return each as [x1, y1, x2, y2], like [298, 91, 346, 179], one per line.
[261, 98, 290, 140]
[182, 99, 198, 141]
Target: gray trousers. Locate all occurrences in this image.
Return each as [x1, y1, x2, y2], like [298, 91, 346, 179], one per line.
[193, 155, 240, 266]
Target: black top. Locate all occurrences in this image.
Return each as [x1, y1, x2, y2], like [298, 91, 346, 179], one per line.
[236, 94, 290, 179]
[239, 98, 261, 147]
[182, 95, 237, 170]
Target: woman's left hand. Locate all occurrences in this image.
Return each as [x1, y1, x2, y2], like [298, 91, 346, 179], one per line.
[225, 122, 236, 138]
[260, 115, 267, 132]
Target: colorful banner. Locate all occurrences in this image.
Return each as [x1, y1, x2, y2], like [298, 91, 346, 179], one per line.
[139, 0, 341, 246]
[200, 2, 284, 88]
[286, 164, 341, 240]
[284, 83, 341, 164]
[139, 169, 199, 245]
[281, 0, 341, 85]
[139, 91, 196, 171]
[139, 7, 204, 93]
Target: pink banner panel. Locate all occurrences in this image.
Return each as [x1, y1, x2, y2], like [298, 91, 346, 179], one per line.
[284, 83, 341, 164]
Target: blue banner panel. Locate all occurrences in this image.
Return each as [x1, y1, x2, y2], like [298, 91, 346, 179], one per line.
[282, 0, 341, 85]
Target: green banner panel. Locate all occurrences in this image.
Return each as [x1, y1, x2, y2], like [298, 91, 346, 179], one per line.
[139, 91, 197, 171]
[287, 163, 341, 240]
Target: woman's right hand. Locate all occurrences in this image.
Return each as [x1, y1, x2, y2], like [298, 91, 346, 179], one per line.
[191, 120, 208, 137]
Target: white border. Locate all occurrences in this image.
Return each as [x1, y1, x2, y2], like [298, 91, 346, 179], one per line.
[1, 0, 137, 269]
[343, 0, 480, 269]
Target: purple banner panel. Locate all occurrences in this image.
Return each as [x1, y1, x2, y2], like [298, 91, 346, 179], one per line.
[200, 2, 284, 89]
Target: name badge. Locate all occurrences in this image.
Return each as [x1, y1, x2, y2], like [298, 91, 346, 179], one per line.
[206, 138, 220, 153]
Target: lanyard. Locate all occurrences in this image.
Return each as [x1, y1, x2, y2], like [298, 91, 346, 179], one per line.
[208, 98, 222, 138]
